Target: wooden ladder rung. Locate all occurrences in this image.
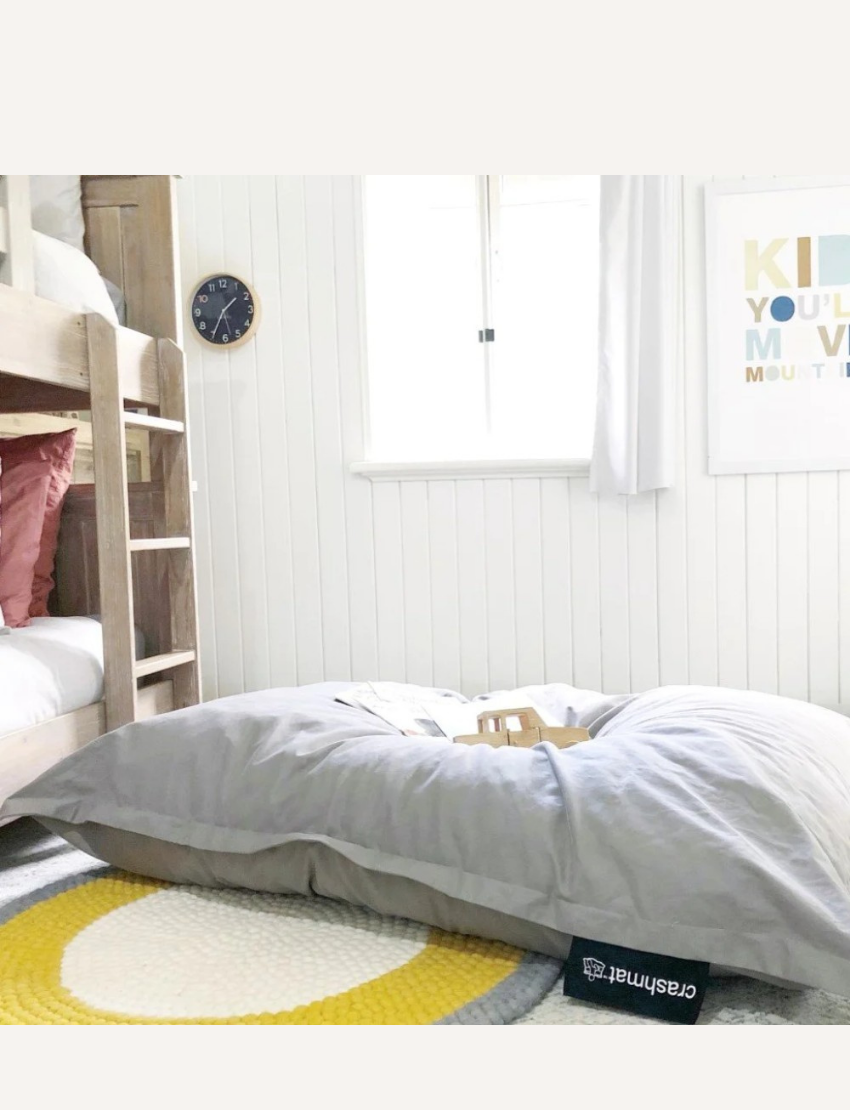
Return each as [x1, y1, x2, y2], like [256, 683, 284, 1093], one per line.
[128, 536, 191, 552]
[122, 411, 185, 434]
[134, 650, 196, 679]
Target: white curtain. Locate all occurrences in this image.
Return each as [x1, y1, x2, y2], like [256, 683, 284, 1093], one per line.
[590, 175, 683, 495]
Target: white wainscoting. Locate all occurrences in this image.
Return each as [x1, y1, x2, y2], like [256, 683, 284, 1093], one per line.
[178, 176, 850, 712]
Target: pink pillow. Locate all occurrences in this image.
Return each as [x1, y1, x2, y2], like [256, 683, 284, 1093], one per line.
[0, 450, 52, 628]
[0, 430, 77, 621]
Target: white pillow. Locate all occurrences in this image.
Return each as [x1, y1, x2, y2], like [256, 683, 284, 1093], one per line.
[28, 176, 85, 252]
[33, 231, 118, 324]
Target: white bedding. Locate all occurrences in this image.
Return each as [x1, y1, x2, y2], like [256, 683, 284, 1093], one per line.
[0, 617, 105, 738]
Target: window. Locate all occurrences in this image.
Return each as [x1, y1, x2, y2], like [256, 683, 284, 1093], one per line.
[359, 175, 600, 469]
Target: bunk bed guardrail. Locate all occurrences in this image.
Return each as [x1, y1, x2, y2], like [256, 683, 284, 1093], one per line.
[0, 175, 199, 813]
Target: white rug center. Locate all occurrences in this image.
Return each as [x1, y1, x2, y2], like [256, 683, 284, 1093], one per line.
[61, 888, 428, 1019]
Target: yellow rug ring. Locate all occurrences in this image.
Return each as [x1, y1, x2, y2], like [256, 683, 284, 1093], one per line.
[0, 869, 559, 1024]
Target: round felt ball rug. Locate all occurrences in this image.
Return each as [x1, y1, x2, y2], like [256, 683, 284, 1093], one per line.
[0, 869, 559, 1024]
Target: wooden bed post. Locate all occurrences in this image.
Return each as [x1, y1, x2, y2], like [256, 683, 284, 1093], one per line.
[83, 175, 182, 345]
[87, 313, 138, 729]
[87, 318, 201, 729]
[157, 338, 201, 707]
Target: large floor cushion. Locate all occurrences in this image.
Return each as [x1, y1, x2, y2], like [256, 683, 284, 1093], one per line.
[5, 681, 850, 995]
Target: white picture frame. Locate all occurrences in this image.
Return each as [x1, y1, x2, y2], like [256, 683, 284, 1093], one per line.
[705, 176, 850, 474]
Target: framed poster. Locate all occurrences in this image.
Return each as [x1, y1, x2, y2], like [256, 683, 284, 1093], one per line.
[705, 176, 850, 474]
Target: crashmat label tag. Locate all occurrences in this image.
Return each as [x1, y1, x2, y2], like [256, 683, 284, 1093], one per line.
[564, 937, 709, 1024]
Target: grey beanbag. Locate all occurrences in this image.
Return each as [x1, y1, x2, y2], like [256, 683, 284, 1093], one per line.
[5, 681, 850, 995]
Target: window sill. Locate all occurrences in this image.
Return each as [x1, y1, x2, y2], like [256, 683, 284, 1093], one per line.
[350, 458, 591, 482]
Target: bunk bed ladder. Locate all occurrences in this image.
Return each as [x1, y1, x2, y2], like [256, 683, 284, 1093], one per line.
[87, 314, 200, 731]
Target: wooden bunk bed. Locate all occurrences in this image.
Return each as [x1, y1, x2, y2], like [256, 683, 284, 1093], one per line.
[0, 175, 200, 815]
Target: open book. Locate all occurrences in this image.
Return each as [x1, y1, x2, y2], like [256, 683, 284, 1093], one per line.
[335, 682, 559, 741]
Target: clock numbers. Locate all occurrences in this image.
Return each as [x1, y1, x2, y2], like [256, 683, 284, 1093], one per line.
[191, 274, 258, 348]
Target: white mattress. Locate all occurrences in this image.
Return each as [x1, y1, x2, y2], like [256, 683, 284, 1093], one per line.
[0, 617, 105, 738]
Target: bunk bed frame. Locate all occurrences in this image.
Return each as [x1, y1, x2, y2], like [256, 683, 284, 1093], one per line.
[0, 175, 200, 812]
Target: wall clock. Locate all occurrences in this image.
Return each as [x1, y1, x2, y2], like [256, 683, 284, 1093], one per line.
[189, 273, 260, 349]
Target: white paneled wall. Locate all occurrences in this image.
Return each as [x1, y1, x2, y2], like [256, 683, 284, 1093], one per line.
[178, 176, 850, 711]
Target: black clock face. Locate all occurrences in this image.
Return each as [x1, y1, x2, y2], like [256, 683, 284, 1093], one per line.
[190, 274, 255, 346]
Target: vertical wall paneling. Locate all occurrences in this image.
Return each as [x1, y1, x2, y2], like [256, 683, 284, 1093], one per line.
[776, 473, 809, 701]
[276, 177, 325, 685]
[220, 176, 271, 693]
[483, 480, 516, 690]
[655, 231, 689, 691]
[655, 339, 689, 689]
[428, 481, 461, 691]
[808, 473, 840, 708]
[247, 175, 298, 689]
[627, 492, 659, 692]
[512, 479, 545, 688]
[597, 495, 631, 693]
[839, 473, 850, 705]
[714, 476, 748, 689]
[332, 177, 379, 681]
[745, 474, 778, 694]
[712, 179, 750, 692]
[568, 479, 602, 691]
[303, 177, 351, 682]
[372, 481, 407, 682]
[540, 479, 573, 685]
[177, 178, 219, 700]
[180, 176, 850, 711]
[455, 480, 489, 695]
[189, 177, 244, 696]
[656, 495, 690, 687]
[400, 482, 433, 687]
[682, 176, 718, 685]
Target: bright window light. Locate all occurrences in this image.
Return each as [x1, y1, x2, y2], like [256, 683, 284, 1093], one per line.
[362, 175, 600, 462]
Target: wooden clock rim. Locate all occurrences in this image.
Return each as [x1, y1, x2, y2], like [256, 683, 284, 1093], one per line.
[188, 272, 262, 350]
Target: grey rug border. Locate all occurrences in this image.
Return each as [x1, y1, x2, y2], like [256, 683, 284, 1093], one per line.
[0, 865, 113, 926]
[438, 950, 562, 1024]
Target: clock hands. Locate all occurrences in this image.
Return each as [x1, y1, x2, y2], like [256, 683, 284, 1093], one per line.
[211, 297, 237, 340]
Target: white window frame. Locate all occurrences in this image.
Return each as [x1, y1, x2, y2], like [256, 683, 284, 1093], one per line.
[350, 175, 593, 482]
